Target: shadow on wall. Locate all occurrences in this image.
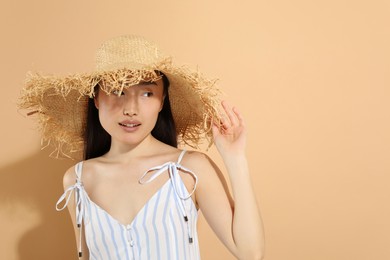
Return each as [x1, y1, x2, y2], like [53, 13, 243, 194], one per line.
[0, 149, 77, 260]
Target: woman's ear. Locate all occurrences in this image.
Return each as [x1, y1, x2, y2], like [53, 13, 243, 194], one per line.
[94, 97, 99, 109]
[93, 86, 99, 109]
[159, 95, 166, 112]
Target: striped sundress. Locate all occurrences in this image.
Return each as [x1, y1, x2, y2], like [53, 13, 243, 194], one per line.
[56, 150, 200, 260]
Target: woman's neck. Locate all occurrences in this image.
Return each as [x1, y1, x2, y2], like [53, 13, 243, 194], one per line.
[104, 134, 160, 162]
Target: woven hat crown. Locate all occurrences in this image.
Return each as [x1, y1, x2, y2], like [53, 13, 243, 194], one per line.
[95, 35, 166, 72]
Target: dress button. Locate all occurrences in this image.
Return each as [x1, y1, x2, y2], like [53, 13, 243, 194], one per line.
[130, 240, 134, 247]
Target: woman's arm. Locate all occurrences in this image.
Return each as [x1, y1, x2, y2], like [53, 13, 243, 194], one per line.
[63, 167, 90, 260]
[190, 101, 264, 259]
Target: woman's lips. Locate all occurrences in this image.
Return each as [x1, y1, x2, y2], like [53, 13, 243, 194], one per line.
[119, 122, 141, 127]
[118, 120, 141, 132]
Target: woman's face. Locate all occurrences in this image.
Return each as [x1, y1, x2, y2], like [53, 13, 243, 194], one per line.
[95, 78, 165, 147]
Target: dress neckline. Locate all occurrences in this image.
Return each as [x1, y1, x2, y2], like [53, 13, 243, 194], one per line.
[83, 179, 172, 228]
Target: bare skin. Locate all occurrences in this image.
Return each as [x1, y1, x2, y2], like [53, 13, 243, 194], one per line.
[62, 80, 264, 259]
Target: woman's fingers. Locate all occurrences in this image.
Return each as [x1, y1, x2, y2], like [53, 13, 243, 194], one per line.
[232, 106, 245, 128]
[221, 100, 239, 127]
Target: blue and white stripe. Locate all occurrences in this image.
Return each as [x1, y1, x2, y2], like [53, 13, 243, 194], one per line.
[56, 150, 200, 260]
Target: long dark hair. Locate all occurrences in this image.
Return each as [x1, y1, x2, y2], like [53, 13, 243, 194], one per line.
[83, 74, 177, 160]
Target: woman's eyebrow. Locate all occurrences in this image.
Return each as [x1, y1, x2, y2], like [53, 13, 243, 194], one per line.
[138, 81, 157, 86]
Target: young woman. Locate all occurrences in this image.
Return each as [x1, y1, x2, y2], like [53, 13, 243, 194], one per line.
[20, 35, 264, 259]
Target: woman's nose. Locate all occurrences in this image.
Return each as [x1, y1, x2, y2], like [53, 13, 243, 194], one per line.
[123, 94, 138, 116]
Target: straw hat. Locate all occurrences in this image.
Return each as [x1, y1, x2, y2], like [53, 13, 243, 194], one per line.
[19, 35, 221, 159]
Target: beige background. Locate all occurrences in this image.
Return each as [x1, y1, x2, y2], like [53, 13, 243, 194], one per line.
[1, 0, 389, 259]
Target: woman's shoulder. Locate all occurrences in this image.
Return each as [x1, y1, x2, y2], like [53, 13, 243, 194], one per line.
[182, 150, 209, 162]
[62, 162, 79, 189]
[181, 150, 217, 173]
[62, 157, 100, 185]
[62, 157, 105, 190]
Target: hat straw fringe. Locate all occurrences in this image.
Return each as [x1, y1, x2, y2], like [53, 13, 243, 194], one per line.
[18, 39, 222, 159]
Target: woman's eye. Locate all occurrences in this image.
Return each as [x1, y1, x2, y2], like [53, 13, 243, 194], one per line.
[142, 92, 153, 97]
[112, 90, 123, 96]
